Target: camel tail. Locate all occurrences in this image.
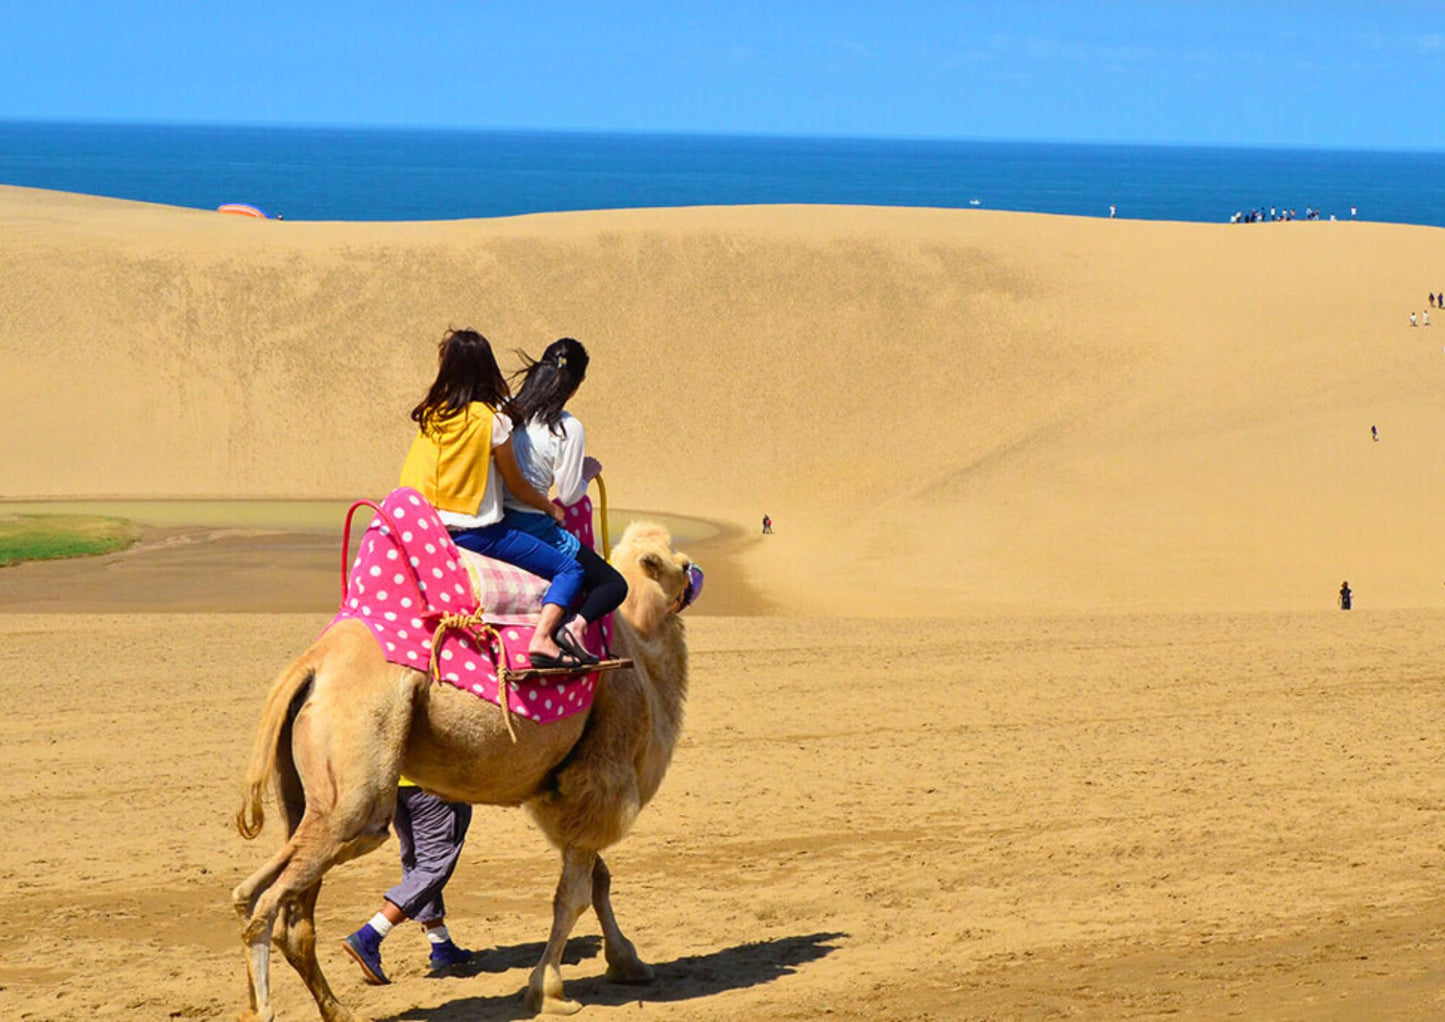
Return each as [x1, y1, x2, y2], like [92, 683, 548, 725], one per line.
[236, 656, 315, 840]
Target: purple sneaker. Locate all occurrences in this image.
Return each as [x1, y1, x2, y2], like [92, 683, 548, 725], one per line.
[428, 938, 473, 975]
[341, 925, 389, 985]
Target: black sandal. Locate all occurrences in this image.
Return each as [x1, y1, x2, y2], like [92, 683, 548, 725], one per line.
[528, 648, 589, 670]
[554, 625, 600, 665]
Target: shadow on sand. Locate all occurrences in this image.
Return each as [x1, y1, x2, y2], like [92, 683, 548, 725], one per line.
[388, 931, 847, 1021]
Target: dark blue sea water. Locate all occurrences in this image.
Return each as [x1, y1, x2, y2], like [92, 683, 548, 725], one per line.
[2, 120, 1443, 227]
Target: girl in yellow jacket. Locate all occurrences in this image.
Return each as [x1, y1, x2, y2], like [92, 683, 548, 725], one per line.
[400, 328, 590, 669]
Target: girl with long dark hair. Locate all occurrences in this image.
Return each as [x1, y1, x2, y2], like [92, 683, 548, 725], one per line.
[399, 328, 590, 669]
[502, 338, 627, 660]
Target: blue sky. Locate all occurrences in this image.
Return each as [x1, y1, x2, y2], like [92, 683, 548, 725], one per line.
[1, 1, 1442, 149]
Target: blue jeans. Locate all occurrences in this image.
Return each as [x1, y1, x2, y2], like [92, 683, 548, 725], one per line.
[501, 508, 582, 559]
[448, 521, 585, 611]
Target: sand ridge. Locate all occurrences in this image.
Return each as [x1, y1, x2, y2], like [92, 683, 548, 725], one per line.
[6, 186, 1445, 613]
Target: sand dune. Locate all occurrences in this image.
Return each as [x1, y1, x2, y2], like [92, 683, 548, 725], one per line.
[4, 185, 1444, 615]
[7, 188, 1445, 1020]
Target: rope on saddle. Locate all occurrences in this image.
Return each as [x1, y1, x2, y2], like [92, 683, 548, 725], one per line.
[339, 498, 518, 743]
[428, 611, 517, 743]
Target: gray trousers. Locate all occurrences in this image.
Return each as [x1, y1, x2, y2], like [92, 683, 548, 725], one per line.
[384, 786, 473, 924]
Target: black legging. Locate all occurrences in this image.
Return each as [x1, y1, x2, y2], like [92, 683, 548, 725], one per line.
[573, 543, 628, 623]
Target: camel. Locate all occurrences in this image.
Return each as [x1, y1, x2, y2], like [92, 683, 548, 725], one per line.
[232, 520, 696, 1022]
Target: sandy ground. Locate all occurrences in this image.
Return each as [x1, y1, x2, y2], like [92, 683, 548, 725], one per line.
[4, 188, 1445, 1019]
[3, 605, 1445, 1021]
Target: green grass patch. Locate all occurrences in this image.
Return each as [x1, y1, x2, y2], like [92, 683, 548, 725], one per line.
[0, 514, 142, 567]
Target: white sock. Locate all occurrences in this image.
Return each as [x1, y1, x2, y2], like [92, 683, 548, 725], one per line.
[368, 913, 394, 938]
[427, 925, 452, 945]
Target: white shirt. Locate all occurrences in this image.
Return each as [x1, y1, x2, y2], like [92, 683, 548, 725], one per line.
[436, 411, 514, 530]
[504, 413, 588, 514]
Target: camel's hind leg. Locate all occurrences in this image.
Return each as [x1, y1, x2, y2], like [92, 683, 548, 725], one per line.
[277, 881, 366, 1022]
[591, 855, 654, 984]
[235, 629, 414, 1021]
[234, 843, 297, 1022]
[524, 847, 597, 1015]
[238, 810, 390, 1022]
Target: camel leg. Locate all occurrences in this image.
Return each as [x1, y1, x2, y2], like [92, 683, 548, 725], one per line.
[238, 912, 277, 1022]
[234, 816, 316, 1021]
[234, 840, 296, 924]
[235, 843, 296, 1022]
[591, 855, 653, 984]
[276, 880, 371, 1022]
[524, 847, 597, 1015]
[238, 806, 392, 1022]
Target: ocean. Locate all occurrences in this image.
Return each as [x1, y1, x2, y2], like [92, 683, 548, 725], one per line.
[2, 120, 1444, 227]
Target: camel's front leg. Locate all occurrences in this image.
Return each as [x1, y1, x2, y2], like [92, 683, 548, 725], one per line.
[591, 855, 653, 984]
[524, 847, 597, 1015]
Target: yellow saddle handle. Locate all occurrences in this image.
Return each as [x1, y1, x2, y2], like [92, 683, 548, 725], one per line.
[592, 472, 611, 561]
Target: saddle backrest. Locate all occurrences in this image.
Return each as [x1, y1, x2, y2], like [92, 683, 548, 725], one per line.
[458, 548, 549, 624]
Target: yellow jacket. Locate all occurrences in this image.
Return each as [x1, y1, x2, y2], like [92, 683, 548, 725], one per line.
[399, 402, 495, 515]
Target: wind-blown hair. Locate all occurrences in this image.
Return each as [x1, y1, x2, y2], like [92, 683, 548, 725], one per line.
[511, 337, 590, 437]
[411, 328, 513, 434]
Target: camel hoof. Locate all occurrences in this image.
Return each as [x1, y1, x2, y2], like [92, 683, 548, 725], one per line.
[605, 958, 655, 985]
[523, 988, 584, 1016]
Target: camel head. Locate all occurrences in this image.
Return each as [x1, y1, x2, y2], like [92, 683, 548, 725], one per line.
[613, 521, 699, 638]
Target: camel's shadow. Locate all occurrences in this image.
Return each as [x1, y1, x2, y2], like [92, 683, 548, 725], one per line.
[388, 931, 847, 1021]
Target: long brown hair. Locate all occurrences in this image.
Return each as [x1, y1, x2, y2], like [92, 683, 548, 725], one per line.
[511, 337, 589, 437]
[410, 328, 513, 433]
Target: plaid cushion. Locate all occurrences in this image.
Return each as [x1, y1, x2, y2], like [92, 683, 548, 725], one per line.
[464, 553, 548, 624]
[461, 495, 599, 624]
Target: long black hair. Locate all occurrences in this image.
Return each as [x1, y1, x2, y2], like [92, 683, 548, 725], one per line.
[410, 328, 513, 434]
[511, 337, 590, 436]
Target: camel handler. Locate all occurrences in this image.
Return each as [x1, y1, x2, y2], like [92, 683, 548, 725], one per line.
[342, 781, 474, 984]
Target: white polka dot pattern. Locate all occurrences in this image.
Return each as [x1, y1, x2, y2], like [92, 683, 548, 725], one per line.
[330, 487, 612, 724]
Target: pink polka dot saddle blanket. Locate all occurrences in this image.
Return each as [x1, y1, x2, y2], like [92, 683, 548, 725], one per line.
[330, 487, 612, 725]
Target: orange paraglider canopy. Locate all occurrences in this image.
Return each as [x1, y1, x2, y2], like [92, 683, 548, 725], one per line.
[217, 203, 269, 218]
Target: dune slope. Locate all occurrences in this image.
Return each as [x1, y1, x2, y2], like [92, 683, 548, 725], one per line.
[3, 186, 1444, 612]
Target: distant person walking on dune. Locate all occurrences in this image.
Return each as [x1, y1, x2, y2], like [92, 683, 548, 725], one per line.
[1339, 581, 1352, 610]
[762, 514, 772, 534]
[1372, 425, 1379, 442]
[1109, 204, 1116, 219]
[1411, 312, 1418, 327]
[1425, 310, 1431, 327]
[1430, 293, 1437, 308]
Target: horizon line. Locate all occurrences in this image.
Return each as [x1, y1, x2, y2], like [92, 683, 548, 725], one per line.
[3, 115, 1444, 157]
